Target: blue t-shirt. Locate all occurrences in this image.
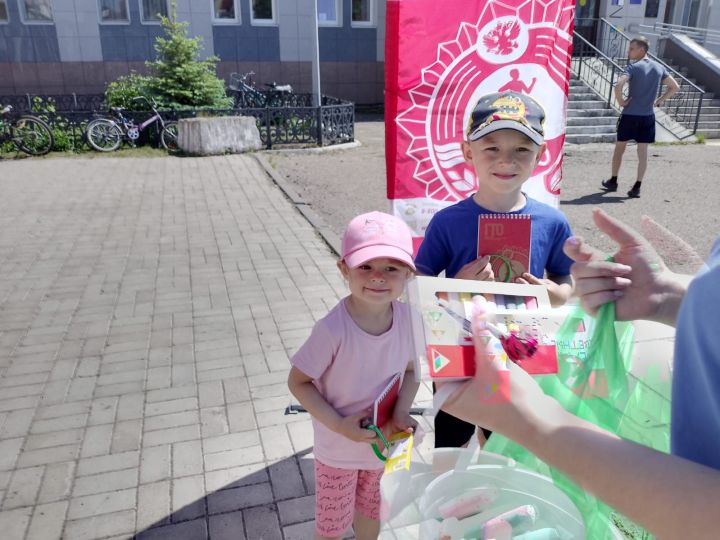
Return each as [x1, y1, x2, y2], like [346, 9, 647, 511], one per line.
[671, 237, 720, 470]
[622, 57, 669, 116]
[414, 195, 573, 279]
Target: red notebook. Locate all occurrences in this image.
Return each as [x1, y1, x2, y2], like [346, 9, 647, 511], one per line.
[373, 373, 401, 427]
[478, 214, 532, 282]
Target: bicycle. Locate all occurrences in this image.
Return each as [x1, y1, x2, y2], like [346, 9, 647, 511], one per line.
[228, 72, 296, 108]
[0, 105, 54, 156]
[85, 97, 178, 152]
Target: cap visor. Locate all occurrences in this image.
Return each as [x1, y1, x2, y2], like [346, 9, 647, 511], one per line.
[344, 246, 416, 271]
[469, 120, 544, 145]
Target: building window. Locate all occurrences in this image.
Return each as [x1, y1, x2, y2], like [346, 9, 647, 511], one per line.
[140, 0, 168, 23]
[351, 0, 373, 27]
[317, 0, 340, 26]
[20, 0, 54, 23]
[250, 0, 275, 25]
[212, 0, 239, 23]
[99, 0, 130, 23]
[0, 0, 8, 22]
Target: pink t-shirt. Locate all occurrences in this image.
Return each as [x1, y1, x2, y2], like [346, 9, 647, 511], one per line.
[290, 298, 415, 470]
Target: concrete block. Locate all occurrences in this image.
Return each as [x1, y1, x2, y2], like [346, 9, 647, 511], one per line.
[178, 117, 262, 156]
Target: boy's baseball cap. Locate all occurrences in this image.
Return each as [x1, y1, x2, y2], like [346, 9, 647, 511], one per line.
[466, 91, 545, 145]
[341, 211, 416, 270]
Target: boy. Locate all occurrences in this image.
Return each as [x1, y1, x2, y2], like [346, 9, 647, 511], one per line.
[415, 91, 574, 449]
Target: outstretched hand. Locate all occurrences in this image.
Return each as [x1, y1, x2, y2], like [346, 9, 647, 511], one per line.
[441, 297, 548, 437]
[563, 208, 685, 325]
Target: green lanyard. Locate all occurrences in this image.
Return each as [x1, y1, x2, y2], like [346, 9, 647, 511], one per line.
[366, 424, 391, 461]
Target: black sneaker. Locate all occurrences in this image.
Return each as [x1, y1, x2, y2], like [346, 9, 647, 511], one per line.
[627, 185, 641, 198]
[601, 179, 618, 192]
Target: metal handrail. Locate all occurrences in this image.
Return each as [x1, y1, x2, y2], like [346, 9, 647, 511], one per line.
[599, 18, 704, 93]
[651, 22, 720, 46]
[572, 31, 624, 110]
[595, 18, 704, 134]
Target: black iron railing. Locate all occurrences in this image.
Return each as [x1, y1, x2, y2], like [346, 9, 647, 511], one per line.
[0, 92, 354, 150]
[571, 32, 625, 107]
[592, 18, 705, 135]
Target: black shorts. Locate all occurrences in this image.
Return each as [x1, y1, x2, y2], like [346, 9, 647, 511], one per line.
[433, 384, 492, 447]
[617, 114, 655, 143]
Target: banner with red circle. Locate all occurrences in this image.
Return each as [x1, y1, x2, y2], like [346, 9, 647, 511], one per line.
[385, 0, 576, 251]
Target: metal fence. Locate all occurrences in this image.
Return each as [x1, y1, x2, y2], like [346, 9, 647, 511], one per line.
[0, 93, 354, 151]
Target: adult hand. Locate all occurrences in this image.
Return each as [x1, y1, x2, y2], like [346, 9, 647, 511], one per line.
[334, 410, 379, 443]
[455, 255, 495, 281]
[618, 96, 632, 108]
[441, 297, 550, 437]
[654, 97, 666, 107]
[563, 208, 686, 325]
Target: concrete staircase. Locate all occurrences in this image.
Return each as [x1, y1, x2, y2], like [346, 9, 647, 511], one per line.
[565, 78, 619, 144]
[662, 62, 720, 138]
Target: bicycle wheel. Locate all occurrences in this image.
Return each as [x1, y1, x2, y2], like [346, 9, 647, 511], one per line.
[86, 118, 122, 152]
[12, 115, 53, 156]
[160, 122, 178, 151]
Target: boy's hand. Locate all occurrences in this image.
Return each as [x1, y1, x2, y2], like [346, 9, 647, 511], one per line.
[456, 255, 494, 281]
[335, 410, 379, 443]
[515, 273, 571, 306]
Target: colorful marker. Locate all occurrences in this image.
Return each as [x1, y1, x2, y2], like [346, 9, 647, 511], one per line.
[437, 487, 500, 519]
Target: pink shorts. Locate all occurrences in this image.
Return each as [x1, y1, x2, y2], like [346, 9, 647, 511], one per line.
[314, 460, 384, 537]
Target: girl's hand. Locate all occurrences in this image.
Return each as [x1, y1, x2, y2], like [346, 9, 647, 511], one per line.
[388, 410, 417, 437]
[455, 255, 495, 281]
[334, 410, 378, 443]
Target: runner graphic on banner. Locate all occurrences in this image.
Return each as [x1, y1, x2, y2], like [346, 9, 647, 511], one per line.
[385, 0, 575, 249]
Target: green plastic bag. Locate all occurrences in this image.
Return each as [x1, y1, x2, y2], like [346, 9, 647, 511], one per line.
[485, 296, 671, 539]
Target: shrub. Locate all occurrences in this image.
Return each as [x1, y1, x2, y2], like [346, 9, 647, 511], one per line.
[30, 97, 82, 153]
[105, 73, 155, 110]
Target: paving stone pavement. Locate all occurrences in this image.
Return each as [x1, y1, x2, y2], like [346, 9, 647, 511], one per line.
[0, 155, 435, 540]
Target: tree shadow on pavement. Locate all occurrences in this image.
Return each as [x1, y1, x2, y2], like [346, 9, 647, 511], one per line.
[561, 191, 627, 206]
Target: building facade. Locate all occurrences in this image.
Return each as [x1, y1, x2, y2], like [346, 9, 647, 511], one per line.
[2, 0, 718, 104]
[0, 0, 386, 103]
[576, 0, 720, 52]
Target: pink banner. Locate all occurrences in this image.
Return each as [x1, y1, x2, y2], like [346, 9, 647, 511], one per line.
[385, 0, 576, 250]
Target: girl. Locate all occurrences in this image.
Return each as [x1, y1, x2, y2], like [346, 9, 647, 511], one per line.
[288, 211, 420, 540]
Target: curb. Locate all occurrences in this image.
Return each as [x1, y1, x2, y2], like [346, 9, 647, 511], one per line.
[253, 154, 342, 257]
[261, 140, 362, 155]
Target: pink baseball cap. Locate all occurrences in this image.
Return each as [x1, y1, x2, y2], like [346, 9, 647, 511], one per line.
[341, 211, 416, 270]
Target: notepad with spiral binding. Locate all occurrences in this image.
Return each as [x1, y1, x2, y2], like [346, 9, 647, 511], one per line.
[373, 372, 401, 427]
[478, 214, 532, 282]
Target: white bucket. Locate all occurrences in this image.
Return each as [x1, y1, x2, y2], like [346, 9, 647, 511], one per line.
[381, 448, 586, 540]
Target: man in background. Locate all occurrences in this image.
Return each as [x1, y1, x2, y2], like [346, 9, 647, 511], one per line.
[601, 37, 679, 198]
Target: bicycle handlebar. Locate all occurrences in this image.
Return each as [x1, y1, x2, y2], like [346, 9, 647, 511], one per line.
[131, 96, 158, 108]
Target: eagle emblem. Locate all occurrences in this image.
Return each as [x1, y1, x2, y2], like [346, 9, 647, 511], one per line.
[482, 20, 521, 55]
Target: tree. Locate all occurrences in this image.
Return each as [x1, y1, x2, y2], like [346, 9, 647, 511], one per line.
[106, 1, 232, 110]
